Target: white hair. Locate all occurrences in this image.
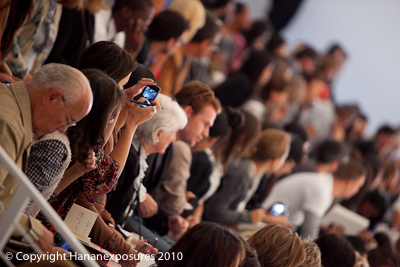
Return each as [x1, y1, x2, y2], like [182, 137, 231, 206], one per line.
[136, 94, 188, 145]
[28, 63, 91, 105]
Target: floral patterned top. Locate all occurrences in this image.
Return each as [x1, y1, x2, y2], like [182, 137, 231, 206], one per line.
[38, 151, 119, 234]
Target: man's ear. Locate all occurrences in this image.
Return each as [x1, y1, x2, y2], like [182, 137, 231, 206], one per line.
[344, 179, 353, 188]
[183, 105, 193, 118]
[166, 38, 175, 48]
[329, 161, 339, 172]
[156, 129, 163, 138]
[42, 89, 62, 105]
[271, 157, 282, 170]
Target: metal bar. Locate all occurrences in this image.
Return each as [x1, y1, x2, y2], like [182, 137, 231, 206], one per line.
[0, 145, 99, 267]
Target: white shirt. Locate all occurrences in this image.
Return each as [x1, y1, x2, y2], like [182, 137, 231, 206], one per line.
[237, 160, 261, 212]
[123, 139, 148, 218]
[198, 148, 224, 204]
[242, 99, 265, 121]
[133, 142, 148, 203]
[94, 9, 125, 48]
[262, 172, 334, 227]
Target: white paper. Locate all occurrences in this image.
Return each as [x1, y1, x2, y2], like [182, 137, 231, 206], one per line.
[136, 253, 156, 267]
[236, 222, 267, 232]
[322, 204, 370, 235]
[64, 204, 98, 237]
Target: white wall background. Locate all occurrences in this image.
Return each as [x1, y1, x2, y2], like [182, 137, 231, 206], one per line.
[247, 0, 400, 134]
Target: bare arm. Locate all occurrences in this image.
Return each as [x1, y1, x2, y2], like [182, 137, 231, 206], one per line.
[109, 99, 160, 173]
[115, 78, 156, 133]
[54, 150, 96, 195]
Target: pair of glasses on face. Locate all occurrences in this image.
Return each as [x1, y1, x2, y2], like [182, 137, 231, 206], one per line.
[61, 96, 77, 128]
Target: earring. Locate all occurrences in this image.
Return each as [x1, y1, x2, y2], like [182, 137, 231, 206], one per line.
[156, 139, 159, 143]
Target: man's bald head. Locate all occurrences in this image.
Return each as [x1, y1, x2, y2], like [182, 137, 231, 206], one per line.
[28, 63, 93, 135]
[29, 63, 92, 108]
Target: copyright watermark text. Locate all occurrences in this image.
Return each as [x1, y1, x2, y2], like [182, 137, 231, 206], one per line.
[4, 251, 183, 263]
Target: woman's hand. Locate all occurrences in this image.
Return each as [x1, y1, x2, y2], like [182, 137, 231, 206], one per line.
[250, 209, 268, 224]
[120, 248, 139, 267]
[123, 78, 156, 105]
[74, 149, 97, 176]
[135, 239, 158, 256]
[125, 98, 161, 128]
[264, 214, 294, 229]
[167, 215, 189, 242]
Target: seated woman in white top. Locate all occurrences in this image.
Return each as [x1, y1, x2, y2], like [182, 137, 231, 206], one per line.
[262, 159, 366, 239]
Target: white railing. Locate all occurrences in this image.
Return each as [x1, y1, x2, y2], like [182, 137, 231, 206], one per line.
[0, 145, 98, 267]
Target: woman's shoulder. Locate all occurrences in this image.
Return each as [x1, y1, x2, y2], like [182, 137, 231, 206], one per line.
[223, 159, 251, 182]
[228, 159, 251, 172]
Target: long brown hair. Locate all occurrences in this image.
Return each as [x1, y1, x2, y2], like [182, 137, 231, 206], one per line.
[77, 41, 136, 83]
[1, 0, 33, 58]
[239, 236, 261, 267]
[214, 108, 261, 172]
[158, 222, 245, 267]
[67, 69, 123, 163]
[245, 129, 291, 162]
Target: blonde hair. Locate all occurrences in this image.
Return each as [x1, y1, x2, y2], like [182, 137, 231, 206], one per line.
[85, 0, 109, 14]
[354, 252, 369, 267]
[299, 240, 321, 267]
[246, 129, 291, 162]
[168, 0, 206, 42]
[248, 224, 306, 267]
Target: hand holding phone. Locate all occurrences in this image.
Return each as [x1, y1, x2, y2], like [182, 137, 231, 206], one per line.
[131, 84, 161, 107]
[269, 202, 286, 216]
[130, 99, 154, 106]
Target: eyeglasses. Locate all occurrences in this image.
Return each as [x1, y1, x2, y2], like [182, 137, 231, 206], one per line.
[61, 96, 77, 127]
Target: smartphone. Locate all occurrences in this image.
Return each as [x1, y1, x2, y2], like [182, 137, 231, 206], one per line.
[269, 202, 286, 216]
[60, 241, 71, 251]
[133, 85, 161, 107]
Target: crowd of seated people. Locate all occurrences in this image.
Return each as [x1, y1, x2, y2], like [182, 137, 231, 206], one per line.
[1, 0, 400, 267]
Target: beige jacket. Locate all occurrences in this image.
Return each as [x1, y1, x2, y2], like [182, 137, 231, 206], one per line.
[156, 140, 193, 215]
[0, 81, 43, 240]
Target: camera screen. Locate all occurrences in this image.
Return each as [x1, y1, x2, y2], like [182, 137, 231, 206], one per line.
[270, 203, 285, 216]
[142, 86, 158, 100]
